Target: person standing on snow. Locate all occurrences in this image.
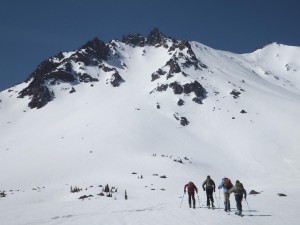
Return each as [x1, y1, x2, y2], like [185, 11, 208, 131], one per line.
[218, 177, 233, 212]
[229, 180, 247, 215]
[202, 175, 215, 209]
[184, 181, 198, 208]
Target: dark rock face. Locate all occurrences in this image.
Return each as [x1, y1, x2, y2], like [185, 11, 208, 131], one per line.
[18, 37, 113, 109]
[180, 117, 189, 126]
[146, 28, 166, 46]
[110, 71, 124, 87]
[18, 61, 76, 109]
[151, 69, 167, 81]
[170, 81, 207, 101]
[177, 99, 185, 106]
[102, 66, 115, 72]
[78, 73, 99, 83]
[75, 38, 110, 65]
[166, 58, 181, 75]
[192, 97, 203, 104]
[156, 84, 169, 92]
[173, 113, 189, 126]
[25, 59, 60, 82]
[69, 38, 109, 67]
[122, 33, 145, 47]
[48, 70, 75, 83]
[170, 82, 183, 95]
[169, 40, 208, 70]
[19, 80, 53, 109]
[186, 81, 207, 98]
[230, 90, 241, 99]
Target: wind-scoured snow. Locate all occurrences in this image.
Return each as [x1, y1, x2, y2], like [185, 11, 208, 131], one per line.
[0, 35, 300, 225]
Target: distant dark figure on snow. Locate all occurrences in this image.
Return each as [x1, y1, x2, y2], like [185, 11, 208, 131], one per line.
[184, 181, 198, 208]
[202, 175, 215, 208]
[218, 177, 233, 212]
[229, 180, 247, 215]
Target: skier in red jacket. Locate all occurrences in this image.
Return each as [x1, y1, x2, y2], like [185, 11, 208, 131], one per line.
[184, 181, 198, 208]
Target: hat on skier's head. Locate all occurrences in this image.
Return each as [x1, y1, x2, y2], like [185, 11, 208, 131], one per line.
[207, 175, 210, 179]
[236, 180, 240, 184]
[222, 177, 227, 180]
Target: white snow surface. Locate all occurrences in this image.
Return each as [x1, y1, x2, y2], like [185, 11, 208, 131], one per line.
[0, 41, 300, 225]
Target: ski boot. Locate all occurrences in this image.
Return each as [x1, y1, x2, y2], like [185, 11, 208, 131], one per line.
[235, 210, 242, 216]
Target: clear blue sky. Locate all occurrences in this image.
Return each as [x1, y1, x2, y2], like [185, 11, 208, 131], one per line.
[0, 0, 299, 91]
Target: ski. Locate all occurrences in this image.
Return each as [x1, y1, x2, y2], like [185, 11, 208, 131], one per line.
[235, 212, 244, 217]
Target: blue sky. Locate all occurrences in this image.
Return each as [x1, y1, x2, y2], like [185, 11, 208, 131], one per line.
[0, 0, 299, 90]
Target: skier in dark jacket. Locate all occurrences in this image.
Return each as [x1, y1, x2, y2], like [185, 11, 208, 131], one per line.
[184, 181, 198, 208]
[229, 180, 247, 215]
[202, 175, 215, 208]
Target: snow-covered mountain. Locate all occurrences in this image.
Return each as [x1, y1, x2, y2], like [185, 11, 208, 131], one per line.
[0, 28, 300, 225]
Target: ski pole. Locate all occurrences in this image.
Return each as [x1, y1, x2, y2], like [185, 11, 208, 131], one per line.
[245, 197, 252, 216]
[214, 191, 219, 210]
[197, 193, 201, 208]
[180, 192, 185, 208]
[219, 189, 221, 211]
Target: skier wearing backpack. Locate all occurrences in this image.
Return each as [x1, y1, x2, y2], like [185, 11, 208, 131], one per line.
[184, 181, 198, 208]
[202, 175, 215, 209]
[229, 180, 247, 216]
[218, 177, 233, 212]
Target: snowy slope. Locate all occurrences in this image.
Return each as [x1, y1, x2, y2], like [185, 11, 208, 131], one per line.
[0, 29, 300, 225]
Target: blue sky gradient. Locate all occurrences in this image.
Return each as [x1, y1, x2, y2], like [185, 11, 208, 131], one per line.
[0, 0, 299, 90]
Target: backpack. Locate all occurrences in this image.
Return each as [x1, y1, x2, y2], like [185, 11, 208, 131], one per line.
[187, 182, 195, 192]
[224, 178, 233, 189]
[206, 179, 214, 189]
[235, 182, 244, 194]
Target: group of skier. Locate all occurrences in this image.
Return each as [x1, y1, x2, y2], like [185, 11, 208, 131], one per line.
[184, 176, 247, 216]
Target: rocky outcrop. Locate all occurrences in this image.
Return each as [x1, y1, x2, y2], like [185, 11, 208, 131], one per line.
[110, 71, 124, 87]
[19, 79, 53, 109]
[177, 99, 185, 106]
[18, 37, 111, 109]
[166, 57, 181, 75]
[230, 90, 241, 99]
[174, 113, 190, 126]
[169, 40, 208, 70]
[78, 73, 99, 83]
[146, 28, 168, 47]
[170, 82, 184, 95]
[71, 38, 110, 66]
[121, 33, 145, 47]
[151, 69, 167, 81]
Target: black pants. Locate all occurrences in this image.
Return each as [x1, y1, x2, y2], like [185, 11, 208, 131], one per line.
[206, 189, 214, 206]
[188, 193, 195, 208]
[235, 194, 243, 211]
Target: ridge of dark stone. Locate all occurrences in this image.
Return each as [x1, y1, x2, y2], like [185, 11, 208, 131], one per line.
[146, 28, 167, 46]
[121, 33, 146, 47]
